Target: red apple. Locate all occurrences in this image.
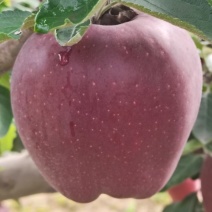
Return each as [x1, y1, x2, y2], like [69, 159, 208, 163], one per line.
[168, 178, 201, 202]
[201, 156, 212, 212]
[11, 12, 202, 202]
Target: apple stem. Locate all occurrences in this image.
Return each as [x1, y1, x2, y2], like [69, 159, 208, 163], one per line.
[92, 4, 138, 25]
[94, 1, 118, 22]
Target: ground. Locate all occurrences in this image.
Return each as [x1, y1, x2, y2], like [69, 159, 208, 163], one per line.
[2, 192, 171, 212]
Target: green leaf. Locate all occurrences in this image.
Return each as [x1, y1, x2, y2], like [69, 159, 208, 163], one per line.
[205, 141, 212, 153]
[35, 0, 106, 33]
[3, 0, 11, 7]
[120, 0, 212, 41]
[163, 193, 203, 212]
[55, 19, 90, 46]
[192, 92, 212, 144]
[161, 154, 203, 191]
[11, 0, 40, 11]
[192, 35, 203, 50]
[0, 72, 10, 90]
[208, 0, 212, 7]
[0, 2, 7, 12]
[0, 85, 13, 138]
[0, 9, 31, 43]
[0, 32, 11, 42]
[11, 133, 24, 152]
[0, 123, 16, 155]
[21, 13, 35, 30]
[183, 140, 203, 155]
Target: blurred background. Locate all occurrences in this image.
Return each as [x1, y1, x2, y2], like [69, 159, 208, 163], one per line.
[2, 193, 170, 212]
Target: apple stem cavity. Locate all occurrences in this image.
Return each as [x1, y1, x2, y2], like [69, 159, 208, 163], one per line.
[93, 4, 138, 25]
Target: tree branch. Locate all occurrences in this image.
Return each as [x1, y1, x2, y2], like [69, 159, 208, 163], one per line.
[0, 30, 32, 75]
[0, 151, 54, 201]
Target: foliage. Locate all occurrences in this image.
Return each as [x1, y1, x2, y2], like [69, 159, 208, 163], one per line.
[0, 0, 212, 45]
[161, 154, 204, 191]
[0, 9, 31, 42]
[160, 36, 212, 211]
[0, 122, 16, 155]
[0, 85, 12, 138]
[163, 193, 204, 212]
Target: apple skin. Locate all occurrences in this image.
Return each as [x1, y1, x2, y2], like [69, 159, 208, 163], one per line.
[11, 13, 202, 203]
[201, 156, 212, 212]
[168, 178, 201, 202]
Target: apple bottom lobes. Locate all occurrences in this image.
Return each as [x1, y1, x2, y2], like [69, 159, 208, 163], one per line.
[201, 156, 212, 212]
[11, 13, 202, 203]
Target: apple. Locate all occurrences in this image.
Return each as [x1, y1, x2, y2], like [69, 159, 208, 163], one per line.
[201, 156, 212, 212]
[168, 178, 201, 202]
[11, 12, 202, 203]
